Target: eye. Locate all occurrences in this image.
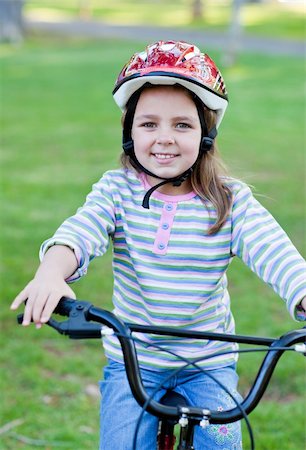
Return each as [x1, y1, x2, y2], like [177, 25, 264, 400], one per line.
[176, 122, 192, 129]
[141, 122, 156, 128]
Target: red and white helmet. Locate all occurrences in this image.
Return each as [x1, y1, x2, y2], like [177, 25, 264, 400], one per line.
[113, 40, 228, 127]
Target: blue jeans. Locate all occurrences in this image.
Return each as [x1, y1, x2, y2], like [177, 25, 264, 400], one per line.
[99, 360, 242, 450]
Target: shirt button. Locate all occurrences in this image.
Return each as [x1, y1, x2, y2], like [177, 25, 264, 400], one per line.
[162, 223, 169, 230]
[158, 243, 166, 250]
[165, 203, 173, 211]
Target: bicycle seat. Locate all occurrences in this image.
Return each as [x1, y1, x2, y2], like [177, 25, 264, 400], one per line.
[160, 390, 189, 408]
[160, 390, 189, 427]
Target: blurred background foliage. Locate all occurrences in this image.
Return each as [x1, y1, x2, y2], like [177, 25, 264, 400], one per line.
[1, 0, 305, 448]
[25, 0, 305, 38]
[1, 0, 305, 42]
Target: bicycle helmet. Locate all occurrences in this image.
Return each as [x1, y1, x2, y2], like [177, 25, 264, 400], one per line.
[113, 40, 228, 127]
[112, 40, 228, 208]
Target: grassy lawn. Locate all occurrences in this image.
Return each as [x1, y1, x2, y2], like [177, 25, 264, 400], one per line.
[1, 35, 305, 449]
[24, 0, 306, 40]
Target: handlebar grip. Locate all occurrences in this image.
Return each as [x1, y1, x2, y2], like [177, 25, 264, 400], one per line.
[53, 297, 76, 317]
[16, 297, 75, 325]
[17, 314, 23, 324]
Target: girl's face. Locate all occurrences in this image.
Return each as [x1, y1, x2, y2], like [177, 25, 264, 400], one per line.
[131, 86, 202, 195]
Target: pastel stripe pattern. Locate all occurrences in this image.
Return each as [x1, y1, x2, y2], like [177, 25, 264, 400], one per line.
[40, 169, 306, 370]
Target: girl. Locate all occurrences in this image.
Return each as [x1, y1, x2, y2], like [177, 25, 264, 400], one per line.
[11, 40, 306, 449]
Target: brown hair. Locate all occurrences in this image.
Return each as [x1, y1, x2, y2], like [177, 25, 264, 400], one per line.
[120, 85, 232, 235]
[190, 106, 232, 234]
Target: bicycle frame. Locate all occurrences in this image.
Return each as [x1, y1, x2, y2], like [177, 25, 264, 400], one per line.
[17, 297, 306, 450]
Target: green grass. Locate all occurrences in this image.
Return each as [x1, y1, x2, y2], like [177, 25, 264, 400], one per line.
[24, 0, 306, 40]
[1, 36, 305, 449]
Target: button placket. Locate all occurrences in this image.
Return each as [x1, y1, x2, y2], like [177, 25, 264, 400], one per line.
[153, 202, 177, 255]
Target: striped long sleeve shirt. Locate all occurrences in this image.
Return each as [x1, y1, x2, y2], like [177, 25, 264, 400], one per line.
[40, 169, 306, 370]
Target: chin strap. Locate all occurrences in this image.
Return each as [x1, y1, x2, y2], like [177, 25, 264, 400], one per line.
[141, 169, 192, 209]
[142, 180, 175, 209]
[123, 137, 195, 209]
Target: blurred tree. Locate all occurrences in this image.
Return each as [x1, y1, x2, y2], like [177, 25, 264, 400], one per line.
[192, 0, 203, 19]
[0, 0, 24, 42]
[78, 0, 92, 20]
[223, 0, 245, 66]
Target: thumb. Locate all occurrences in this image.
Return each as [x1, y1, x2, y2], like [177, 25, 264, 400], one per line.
[66, 285, 76, 300]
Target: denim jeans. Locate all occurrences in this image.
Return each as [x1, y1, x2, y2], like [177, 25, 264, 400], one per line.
[99, 360, 242, 450]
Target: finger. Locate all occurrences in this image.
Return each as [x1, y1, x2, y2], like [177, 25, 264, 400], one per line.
[22, 292, 38, 326]
[10, 288, 29, 310]
[40, 293, 62, 323]
[23, 290, 49, 326]
[67, 286, 77, 300]
[31, 292, 49, 324]
[40, 286, 76, 323]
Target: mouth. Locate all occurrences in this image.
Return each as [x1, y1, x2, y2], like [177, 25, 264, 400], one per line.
[152, 153, 178, 160]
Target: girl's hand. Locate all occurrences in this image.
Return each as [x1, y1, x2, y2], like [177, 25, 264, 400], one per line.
[10, 245, 78, 327]
[11, 275, 76, 327]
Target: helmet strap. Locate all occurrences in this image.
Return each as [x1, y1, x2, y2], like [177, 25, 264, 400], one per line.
[192, 93, 218, 155]
[200, 126, 217, 154]
[142, 169, 192, 209]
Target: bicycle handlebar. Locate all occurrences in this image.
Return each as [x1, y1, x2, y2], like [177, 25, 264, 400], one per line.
[17, 297, 306, 425]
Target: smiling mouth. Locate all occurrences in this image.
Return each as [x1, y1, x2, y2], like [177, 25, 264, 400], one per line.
[153, 153, 177, 160]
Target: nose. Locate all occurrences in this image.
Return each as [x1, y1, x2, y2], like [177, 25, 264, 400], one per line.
[156, 134, 175, 145]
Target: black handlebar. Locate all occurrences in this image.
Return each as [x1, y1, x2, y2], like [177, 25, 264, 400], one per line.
[17, 297, 306, 425]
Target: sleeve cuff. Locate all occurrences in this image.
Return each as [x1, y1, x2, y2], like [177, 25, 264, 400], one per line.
[39, 239, 88, 283]
[295, 304, 306, 322]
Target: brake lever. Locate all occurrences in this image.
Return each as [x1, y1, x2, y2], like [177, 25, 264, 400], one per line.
[47, 316, 102, 339]
[17, 300, 102, 339]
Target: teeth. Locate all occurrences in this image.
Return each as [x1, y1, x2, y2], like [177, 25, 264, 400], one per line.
[154, 154, 175, 159]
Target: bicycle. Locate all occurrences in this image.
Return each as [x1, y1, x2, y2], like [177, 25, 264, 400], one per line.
[17, 297, 306, 450]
